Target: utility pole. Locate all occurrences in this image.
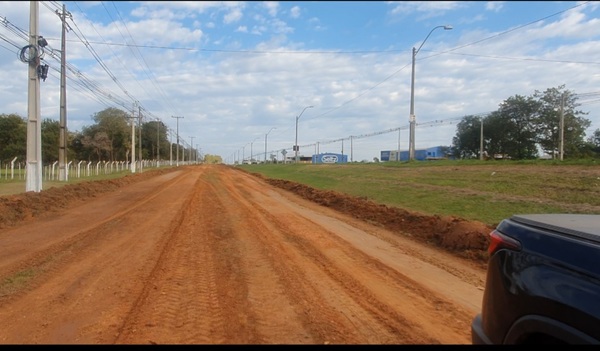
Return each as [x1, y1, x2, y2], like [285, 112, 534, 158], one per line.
[129, 103, 137, 173]
[156, 119, 160, 165]
[25, 1, 42, 192]
[480, 117, 484, 160]
[138, 105, 142, 172]
[171, 116, 184, 166]
[559, 93, 565, 161]
[190, 136, 195, 164]
[350, 136, 354, 163]
[57, 4, 70, 181]
[397, 129, 401, 161]
[169, 129, 173, 166]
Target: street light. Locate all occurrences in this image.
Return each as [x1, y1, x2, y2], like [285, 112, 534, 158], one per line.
[265, 127, 276, 163]
[155, 118, 161, 164]
[294, 105, 314, 163]
[250, 137, 259, 164]
[408, 25, 452, 161]
[171, 116, 184, 166]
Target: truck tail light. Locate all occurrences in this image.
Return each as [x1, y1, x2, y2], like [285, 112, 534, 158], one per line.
[488, 229, 522, 255]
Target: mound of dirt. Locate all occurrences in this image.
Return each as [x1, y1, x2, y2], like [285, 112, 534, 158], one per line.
[256, 175, 493, 263]
[0, 168, 178, 230]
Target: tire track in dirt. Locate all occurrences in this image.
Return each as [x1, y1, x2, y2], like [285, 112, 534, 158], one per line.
[204, 169, 323, 344]
[216, 168, 385, 343]
[218, 166, 473, 344]
[0, 170, 188, 283]
[0, 169, 200, 343]
[116, 168, 256, 344]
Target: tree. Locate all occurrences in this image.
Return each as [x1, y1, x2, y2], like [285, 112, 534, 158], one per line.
[452, 85, 592, 160]
[0, 113, 26, 163]
[203, 154, 222, 164]
[492, 95, 540, 159]
[91, 107, 132, 161]
[41, 119, 60, 163]
[533, 85, 591, 159]
[583, 129, 600, 158]
[451, 115, 484, 159]
[141, 120, 169, 160]
[79, 125, 112, 161]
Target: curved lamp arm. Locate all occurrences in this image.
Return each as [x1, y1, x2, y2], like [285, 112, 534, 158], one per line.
[415, 25, 453, 55]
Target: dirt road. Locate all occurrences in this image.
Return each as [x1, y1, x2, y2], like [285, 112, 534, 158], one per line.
[0, 165, 486, 344]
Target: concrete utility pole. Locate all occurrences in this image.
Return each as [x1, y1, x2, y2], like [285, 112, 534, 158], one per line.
[25, 1, 42, 192]
[480, 117, 484, 160]
[559, 93, 565, 161]
[350, 136, 354, 163]
[408, 25, 452, 161]
[57, 4, 70, 181]
[294, 105, 313, 163]
[169, 129, 173, 166]
[265, 127, 275, 163]
[138, 105, 142, 172]
[190, 136, 195, 163]
[128, 103, 138, 173]
[171, 116, 184, 166]
[155, 119, 160, 165]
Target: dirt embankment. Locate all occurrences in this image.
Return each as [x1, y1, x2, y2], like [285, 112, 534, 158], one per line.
[245, 171, 493, 263]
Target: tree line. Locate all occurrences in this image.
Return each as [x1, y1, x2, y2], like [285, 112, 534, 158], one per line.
[451, 85, 600, 159]
[0, 107, 212, 166]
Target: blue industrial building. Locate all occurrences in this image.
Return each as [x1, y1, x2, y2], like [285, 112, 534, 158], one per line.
[380, 146, 449, 161]
[312, 153, 348, 164]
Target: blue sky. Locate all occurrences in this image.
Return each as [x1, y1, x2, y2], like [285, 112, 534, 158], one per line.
[1, 1, 599, 163]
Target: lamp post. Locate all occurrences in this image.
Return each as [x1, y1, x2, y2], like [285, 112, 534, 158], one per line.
[265, 127, 276, 163]
[156, 119, 161, 164]
[294, 105, 314, 163]
[408, 25, 452, 161]
[250, 137, 259, 164]
[190, 136, 195, 164]
[171, 116, 184, 166]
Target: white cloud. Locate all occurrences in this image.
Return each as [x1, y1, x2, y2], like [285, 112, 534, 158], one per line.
[262, 1, 280, 17]
[388, 1, 466, 16]
[485, 1, 504, 12]
[223, 8, 243, 24]
[290, 6, 301, 19]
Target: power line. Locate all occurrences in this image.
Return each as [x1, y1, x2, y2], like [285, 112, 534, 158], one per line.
[107, 1, 179, 119]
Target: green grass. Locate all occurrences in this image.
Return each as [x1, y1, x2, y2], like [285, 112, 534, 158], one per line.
[240, 159, 600, 226]
[0, 268, 37, 297]
[0, 168, 149, 196]
[2, 161, 599, 228]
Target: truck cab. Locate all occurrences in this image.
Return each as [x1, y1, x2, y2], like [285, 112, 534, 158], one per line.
[472, 214, 600, 344]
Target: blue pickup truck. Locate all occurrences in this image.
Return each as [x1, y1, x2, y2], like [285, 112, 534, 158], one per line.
[471, 214, 600, 344]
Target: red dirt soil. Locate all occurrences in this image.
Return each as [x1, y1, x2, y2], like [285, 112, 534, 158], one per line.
[0, 164, 490, 344]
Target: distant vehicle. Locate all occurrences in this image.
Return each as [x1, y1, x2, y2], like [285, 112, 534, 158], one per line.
[471, 214, 600, 344]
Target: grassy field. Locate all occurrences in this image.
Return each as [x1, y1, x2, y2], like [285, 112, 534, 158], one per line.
[0, 169, 136, 196]
[2, 160, 599, 227]
[239, 159, 600, 226]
